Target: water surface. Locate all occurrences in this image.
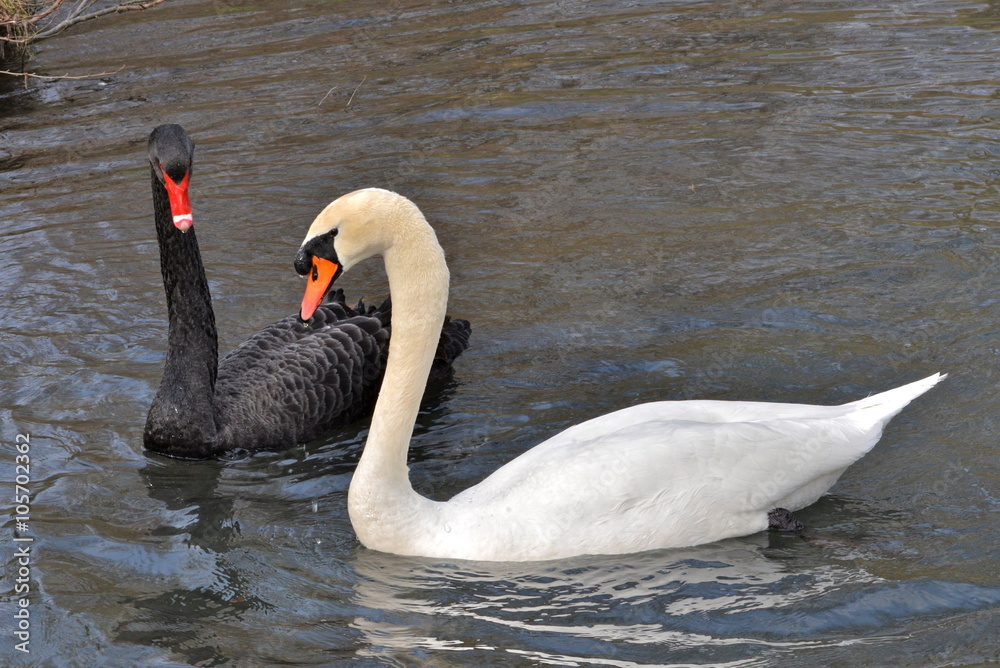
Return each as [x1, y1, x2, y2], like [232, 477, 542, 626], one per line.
[1, 0, 998, 665]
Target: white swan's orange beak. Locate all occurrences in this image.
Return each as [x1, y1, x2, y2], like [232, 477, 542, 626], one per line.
[300, 256, 340, 321]
[162, 170, 193, 232]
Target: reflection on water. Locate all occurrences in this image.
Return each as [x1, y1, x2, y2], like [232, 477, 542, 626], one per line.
[2, 0, 1000, 665]
[348, 542, 866, 666]
[348, 542, 999, 666]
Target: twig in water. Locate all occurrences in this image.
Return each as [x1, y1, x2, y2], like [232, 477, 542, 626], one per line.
[345, 75, 366, 110]
[318, 84, 338, 107]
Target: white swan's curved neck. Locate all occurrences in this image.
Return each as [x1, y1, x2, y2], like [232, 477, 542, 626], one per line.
[347, 203, 450, 551]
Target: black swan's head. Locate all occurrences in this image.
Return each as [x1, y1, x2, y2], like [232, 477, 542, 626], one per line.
[148, 124, 195, 232]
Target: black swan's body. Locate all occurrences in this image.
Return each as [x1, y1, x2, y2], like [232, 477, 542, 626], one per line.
[143, 124, 470, 459]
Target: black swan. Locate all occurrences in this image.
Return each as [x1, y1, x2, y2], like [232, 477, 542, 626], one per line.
[143, 124, 470, 459]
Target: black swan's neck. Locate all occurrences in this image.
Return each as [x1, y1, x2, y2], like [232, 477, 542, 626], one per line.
[145, 168, 220, 456]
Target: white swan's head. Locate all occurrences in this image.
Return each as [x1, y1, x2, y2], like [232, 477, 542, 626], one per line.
[294, 188, 419, 321]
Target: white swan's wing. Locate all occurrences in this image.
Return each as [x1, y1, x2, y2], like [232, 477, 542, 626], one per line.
[449, 413, 867, 554]
[441, 374, 943, 560]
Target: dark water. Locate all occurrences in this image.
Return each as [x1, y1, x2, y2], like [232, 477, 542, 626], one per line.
[2, 0, 999, 665]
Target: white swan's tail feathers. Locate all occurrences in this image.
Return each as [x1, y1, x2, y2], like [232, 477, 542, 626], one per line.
[850, 372, 946, 426]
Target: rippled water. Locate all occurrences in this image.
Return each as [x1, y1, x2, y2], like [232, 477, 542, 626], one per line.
[2, 0, 999, 665]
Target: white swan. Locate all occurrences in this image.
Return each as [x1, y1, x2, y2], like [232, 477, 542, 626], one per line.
[295, 188, 945, 562]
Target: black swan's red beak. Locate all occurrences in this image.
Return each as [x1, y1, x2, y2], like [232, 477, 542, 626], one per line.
[162, 169, 193, 232]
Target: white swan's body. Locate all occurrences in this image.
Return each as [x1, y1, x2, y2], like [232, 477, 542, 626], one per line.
[296, 188, 944, 562]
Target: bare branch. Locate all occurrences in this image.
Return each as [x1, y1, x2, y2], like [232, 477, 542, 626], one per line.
[25, 0, 68, 26]
[33, 0, 171, 40]
[0, 64, 126, 87]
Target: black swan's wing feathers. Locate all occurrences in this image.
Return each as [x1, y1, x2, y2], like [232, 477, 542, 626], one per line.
[430, 315, 472, 381]
[214, 303, 388, 450]
[213, 295, 468, 451]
